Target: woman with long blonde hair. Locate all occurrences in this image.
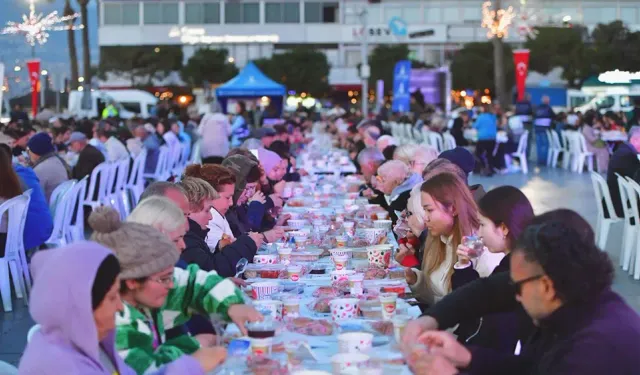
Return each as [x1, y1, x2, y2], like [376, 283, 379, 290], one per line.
[405, 172, 501, 305]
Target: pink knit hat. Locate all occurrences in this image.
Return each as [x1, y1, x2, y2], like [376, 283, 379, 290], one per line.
[257, 147, 282, 175]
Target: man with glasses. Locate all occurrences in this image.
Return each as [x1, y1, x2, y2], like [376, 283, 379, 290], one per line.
[403, 210, 640, 374]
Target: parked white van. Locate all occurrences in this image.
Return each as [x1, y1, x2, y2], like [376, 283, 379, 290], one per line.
[68, 89, 158, 119]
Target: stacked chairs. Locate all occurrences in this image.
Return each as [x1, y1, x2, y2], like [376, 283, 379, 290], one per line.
[547, 130, 564, 168]
[0, 191, 31, 311]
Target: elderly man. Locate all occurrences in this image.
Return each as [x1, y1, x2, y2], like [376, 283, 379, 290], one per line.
[140, 181, 190, 217]
[376, 135, 397, 154]
[357, 147, 388, 208]
[69, 131, 105, 180]
[376, 159, 422, 223]
[134, 124, 160, 174]
[27, 132, 71, 202]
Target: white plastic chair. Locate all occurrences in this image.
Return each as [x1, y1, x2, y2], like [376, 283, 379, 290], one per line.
[66, 177, 88, 242]
[548, 131, 564, 168]
[623, 177, 640, 278]
[443, 132, 456, 151]
[561, 131, 573, 169]
[190, 138, 202, 165]
[575, 133, 595, 173]
[428, 132, 444, 154]
[0, 192, 31, 311]
[509, 130, 529, 174]
[144, 146, 171, 182]
[617, 175, 637, 272]
[111, 158, 131, 219]
[45, 180, 77, 248]
[84, 161, 114, 211]
[591, 172, 623, 251]
[127, 149, 147, 207]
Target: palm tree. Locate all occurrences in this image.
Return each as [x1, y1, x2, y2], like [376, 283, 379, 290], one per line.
[491, 0, 509, 107]
[77, 0, 91, 88]
[64, 0, 80, 87]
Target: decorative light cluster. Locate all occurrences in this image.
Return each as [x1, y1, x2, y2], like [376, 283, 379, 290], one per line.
[1, 0, 83, 46]
[514, 5, 540, 40]
[481, 1, 516, 39]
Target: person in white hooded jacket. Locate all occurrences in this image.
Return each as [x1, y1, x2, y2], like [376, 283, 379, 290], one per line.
[198, 102, 231, 164]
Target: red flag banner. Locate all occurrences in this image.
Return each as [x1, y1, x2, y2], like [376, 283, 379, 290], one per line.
[26, 59, 40, 118]
[513, 49, 530, 102]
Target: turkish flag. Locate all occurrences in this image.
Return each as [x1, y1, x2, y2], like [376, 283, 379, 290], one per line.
[26, 59, 40, 118]
[513, 49, 530, 102]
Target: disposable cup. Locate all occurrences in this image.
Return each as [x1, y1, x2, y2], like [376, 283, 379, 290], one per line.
[287, 265, 303, 282]
[337, 332, 373, 353]
[329, 298, 360, 322]
[283, 297, 301, 317]
[252, 300, 283, 321]
[332, 254, 349, 270]
[250, 337, 273, 357]
[331, 353, 369, 375]
[379, 293, 398, 320]
[392, 314, 411, 343]
[335, 236, 348, 248]
[278, 247, 292, 264]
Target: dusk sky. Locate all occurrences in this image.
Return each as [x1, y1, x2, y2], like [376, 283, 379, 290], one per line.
[1, 0, 99, 97]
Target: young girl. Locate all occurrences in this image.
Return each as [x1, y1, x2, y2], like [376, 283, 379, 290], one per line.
[89, 207, 262, 375]
[452, 186, 534, 351]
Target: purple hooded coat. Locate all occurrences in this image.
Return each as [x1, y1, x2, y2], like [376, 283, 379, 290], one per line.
[18, 241, 205, 375]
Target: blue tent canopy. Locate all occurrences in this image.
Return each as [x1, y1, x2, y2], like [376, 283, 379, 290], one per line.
[215, 62, 286, 97]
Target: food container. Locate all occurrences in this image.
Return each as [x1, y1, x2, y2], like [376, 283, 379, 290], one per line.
[251, 281, 281, 300]
[352, 249, 368, 259]
[244, 264, 286, 279]
[253, 254, 279, 265]
[290, 249, 324, 262]
[331, 353, 369, 374]
[381, 285, 406, 297]
[329, 248, 353, 258]
[288, 219, 308, 230]
[330, 270, 356, 283]
[253, 300, 284, 321]
[387, 267, 405, 280]
[337, 332, 373, 353]
[367, 246, 392, 268]
[329, 298, 360, 321]
[373, 220, 392, 231]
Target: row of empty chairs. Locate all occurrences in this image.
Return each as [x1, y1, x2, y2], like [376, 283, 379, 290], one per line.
[382, 121, 457, 153]
[547, 130, 600, 173]
[591, 172, 640, 280]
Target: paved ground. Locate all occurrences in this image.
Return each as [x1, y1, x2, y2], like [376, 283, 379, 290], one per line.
[1, 166, 639, 367]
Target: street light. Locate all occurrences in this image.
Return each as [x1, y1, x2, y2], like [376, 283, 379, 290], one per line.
[14, 66, 21, 72]
[78, 76, 84, 82]
[228, 57, 235, 63]
[41, 69, 48, 75]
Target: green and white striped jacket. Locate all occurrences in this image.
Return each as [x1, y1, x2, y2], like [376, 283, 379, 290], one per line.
[115, 264, 244, 374]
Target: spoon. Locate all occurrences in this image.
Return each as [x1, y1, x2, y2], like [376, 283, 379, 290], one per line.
[234, 258, 248, 278]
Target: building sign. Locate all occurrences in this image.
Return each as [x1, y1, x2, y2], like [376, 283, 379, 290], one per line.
[392, 60, 411, 112]
[598, 70, 640, 84]
[352, 17, 434, 41]
[168, 27, 279, 44]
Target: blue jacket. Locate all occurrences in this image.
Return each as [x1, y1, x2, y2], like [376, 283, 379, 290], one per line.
[473, 113, 498, 141]
[13, 164, 53, 249]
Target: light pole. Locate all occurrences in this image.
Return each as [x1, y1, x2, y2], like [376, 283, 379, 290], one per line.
[358, 6, 370, 116]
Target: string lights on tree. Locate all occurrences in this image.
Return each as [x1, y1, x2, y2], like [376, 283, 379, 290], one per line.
[1, 0, 83, 47]
[481, 1, 516, 39]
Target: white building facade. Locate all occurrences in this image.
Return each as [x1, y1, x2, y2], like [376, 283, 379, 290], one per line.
[98, 0, 640, 88]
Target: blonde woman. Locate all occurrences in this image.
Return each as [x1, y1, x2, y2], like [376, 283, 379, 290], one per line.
[375, 159, 423, 222]
[126, 196, 187, 254]
[404, 173, 480, 306]
[394, 144, 439, 175]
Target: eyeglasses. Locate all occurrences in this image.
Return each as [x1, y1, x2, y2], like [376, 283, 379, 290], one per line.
[510, 274, 544, 295]
[148, 275, 174, 287]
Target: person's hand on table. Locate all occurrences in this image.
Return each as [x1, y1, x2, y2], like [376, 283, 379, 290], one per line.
[402, 316, 439, 346]
[418, 331, 472, 368]
[228, 304, 263, 335]
[264, 228, 285, 243]
[270, 194, 284, 208]
[192, 346, 227, 372]
[410, 353, 459, 375]
[404, 267, 417, 285]
[228, 277, 247, 287]
[276, 213, 291, 227]
[248, 232, 264, 248]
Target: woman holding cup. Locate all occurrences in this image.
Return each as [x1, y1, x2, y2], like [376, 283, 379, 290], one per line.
[450, 186, 534, 351]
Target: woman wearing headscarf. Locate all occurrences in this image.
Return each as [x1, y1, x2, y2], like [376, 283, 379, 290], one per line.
[257, 147, 287, 196]
[19, 241, 226, 375]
